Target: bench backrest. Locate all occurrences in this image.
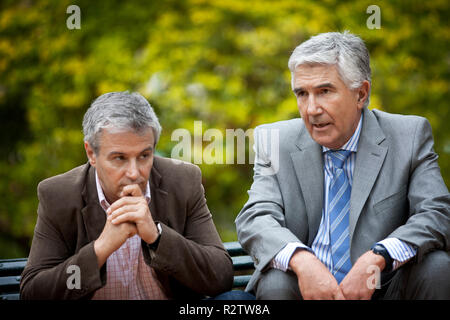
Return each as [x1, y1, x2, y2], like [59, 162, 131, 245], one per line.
[223, 241, 254, 289]
[0, 258, 26, 300]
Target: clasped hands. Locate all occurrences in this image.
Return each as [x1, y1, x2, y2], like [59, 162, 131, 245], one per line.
[94, 184, 159, 267]
[289, 249, 386, 300]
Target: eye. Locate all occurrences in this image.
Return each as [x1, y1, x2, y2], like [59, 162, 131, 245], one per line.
[114, 155, 125, 161]
[140, 153, 151, 160]
[297, 90, 307, 98]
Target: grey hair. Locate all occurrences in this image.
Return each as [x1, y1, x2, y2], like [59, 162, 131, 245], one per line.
[82, 91, 162, 154]
[288, 31, 371, 108]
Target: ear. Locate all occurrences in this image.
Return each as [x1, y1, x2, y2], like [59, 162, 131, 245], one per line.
[356, 80, 370, 109]
[84, 141, 97, 167]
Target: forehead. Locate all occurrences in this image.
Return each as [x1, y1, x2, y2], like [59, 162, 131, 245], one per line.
[293, 64, 344, 88]
[98, 127, 155, 153]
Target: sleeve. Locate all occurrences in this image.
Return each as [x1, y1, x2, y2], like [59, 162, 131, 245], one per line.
[271, 242, 313, 272]
[387, 117, 450, 262]
[376, 238, 417, 270]
[142, 165, 233, 297]
[20, 183, 105, 300]
[235, 126, 306, 272]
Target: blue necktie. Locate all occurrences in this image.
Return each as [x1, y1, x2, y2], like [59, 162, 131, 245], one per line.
[328, 150, 352, 283]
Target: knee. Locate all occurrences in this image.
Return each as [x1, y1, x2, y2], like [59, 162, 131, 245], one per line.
[417, 250, 450, 281]
[212, 290, 256, 300]
[255, 269, 301, 300]
[408, 250, 450, 299]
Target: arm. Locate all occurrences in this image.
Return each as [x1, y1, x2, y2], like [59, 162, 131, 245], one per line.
[236, 126, 305, 272]
[271, 242, 311, 271]
[340, 118, 449, 299]
[142, 166, 233, 297]
[20, 183, 104, 300]
[388, 117, 450, 260]
[237, 126, 347, 299]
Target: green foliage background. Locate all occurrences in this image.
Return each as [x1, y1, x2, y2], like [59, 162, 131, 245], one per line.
[0, 0, 448, 258]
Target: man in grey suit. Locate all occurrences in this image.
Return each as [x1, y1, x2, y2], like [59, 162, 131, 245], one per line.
[236, 31, 450, 300]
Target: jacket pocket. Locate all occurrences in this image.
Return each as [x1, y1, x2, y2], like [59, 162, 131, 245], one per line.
[373, 187, 408, 216]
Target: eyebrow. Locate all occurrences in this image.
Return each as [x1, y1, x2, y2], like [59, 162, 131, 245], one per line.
[108, 146, 153, 157]
[293, 82, 336, 95]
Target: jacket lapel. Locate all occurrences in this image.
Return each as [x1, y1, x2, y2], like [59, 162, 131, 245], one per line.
[290, 125, 324, 246]
[149, 158, 169, 226]
[349, 108, 387, 241]
[81, 164, 106, 242]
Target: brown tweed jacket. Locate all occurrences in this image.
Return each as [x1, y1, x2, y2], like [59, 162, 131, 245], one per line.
[20, 156, 233, 299]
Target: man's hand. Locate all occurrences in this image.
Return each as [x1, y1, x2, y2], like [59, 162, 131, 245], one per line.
[106, 184, 159, 245]
[339, 250, 385, 300]
[94, 219, 137, 268]
[289, 249, 345, 300]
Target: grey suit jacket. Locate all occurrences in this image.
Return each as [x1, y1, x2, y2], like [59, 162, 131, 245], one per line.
[236, 107, 450, 292]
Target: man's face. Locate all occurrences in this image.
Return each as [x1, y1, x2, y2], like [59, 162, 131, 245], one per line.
[293, 64, 369, 149]
[85, 127, 155, 204]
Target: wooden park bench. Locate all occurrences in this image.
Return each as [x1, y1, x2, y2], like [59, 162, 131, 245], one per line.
[0, 241, 254, 300]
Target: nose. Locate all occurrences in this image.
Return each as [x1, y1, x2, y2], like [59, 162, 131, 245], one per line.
[306, 94, 322, 115]
[126, 159, 139, 181]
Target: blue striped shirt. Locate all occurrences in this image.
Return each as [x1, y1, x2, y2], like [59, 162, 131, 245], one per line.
[272, 114, 417, 273]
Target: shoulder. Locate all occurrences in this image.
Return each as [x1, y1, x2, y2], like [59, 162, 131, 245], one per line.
[153, 155, 201, 183]
[254, 118, 305, 145]
[367, 109, 435, 160]
[37, 163, 90, 206]
[255, 118, 304, 134]
[151, 156, 205, 206]
[371, 108, 430, 136]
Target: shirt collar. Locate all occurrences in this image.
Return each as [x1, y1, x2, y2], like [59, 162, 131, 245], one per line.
[322, 112, 363, 153]
[95, 170, 151, 212]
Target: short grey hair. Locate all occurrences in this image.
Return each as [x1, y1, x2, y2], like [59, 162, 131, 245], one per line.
[82, 91, 162, 154]
[288, 31, 371, 108]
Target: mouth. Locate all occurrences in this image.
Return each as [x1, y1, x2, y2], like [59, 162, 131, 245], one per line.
[312, 122, 332, 130]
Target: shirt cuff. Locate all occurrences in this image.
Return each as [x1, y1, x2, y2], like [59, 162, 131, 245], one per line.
[271, 242, 312, 272]
[377, 238, 417, 271]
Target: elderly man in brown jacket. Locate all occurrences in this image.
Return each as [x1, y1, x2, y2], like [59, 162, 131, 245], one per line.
[20, 91, 234, 300]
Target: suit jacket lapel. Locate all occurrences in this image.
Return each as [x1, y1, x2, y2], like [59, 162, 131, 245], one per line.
[149, 158, 169, 226]
[81, 164, 106, 242]
[290, 125, 324, 246]
[349, 108, 387, 241]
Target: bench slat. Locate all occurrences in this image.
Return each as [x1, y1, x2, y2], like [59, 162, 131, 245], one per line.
[233, 275, 252, 288]
[231, 256, 254, 271]
[0, 275, 21, 293]
[0, 293, 20, 300]
[223, 241, 247, 256]
[0, 259, 27, 276]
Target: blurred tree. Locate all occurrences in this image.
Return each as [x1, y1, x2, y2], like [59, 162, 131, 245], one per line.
[0, 0, 448, 257]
